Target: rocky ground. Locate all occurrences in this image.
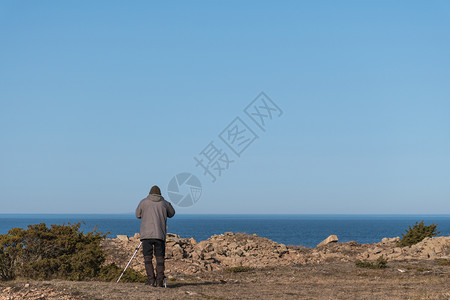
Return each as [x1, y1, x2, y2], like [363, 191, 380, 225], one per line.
[1, 233, 449, 299]
[102, 232, 450, 277]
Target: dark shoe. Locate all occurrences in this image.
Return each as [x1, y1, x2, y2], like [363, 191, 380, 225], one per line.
[145, 280, 156, 287]
[155, 281, 164, 288]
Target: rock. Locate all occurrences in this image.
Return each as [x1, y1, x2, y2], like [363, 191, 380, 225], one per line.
[372, 247, 383, 254]
[382, 237, 400, 244]
[234, 249, 244, 256]
[279, 244, 288, 251]
[316, 235, 339, 247]
[172, 244, 184, 259]
[191, 250, 202, 260]
[133, 233, 140, 239]
[185, 291, 198, 295]
[204, 252, 216, 260]
[204, 243, 214, 252]
[117, 235, 129, 242]
[166, 233, 181, 243]
[233, 257, 243, 265]
[229, 242, 238, 250]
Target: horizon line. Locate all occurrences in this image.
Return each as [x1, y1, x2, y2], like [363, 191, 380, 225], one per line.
[1, 213, 449, 216]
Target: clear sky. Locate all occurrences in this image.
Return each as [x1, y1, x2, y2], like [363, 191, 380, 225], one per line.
[1, 1, 449, 214]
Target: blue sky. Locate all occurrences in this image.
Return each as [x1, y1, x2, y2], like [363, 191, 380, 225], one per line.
[1, 1, 449, 214]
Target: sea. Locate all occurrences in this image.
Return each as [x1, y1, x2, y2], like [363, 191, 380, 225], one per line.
[0, 214, 449, 248]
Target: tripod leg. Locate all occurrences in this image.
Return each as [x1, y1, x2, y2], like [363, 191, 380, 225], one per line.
[117, 242, 142, 283]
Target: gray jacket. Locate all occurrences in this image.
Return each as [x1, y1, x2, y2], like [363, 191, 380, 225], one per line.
[135, 194, 175, 240]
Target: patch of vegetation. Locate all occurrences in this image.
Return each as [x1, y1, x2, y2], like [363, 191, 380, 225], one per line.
[435, 259, 450, 266]
[0, 223, 107, 281]
[415, 267, 431, 272]
[397, 221, 439, 247]
[225, 266, 253, 273]
[0, 228, 23, 281]
[98, 263, 147, 283]
[355, 256, 388, 269]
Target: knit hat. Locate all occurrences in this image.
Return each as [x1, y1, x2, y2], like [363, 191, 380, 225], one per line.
[150, 185, 161, 195]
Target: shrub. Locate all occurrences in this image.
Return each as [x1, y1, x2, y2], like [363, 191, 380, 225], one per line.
[435, 259, 450, 266]
[397, 221, 439, 247]
[0, 228, 25, 280]
[0, 222, 107, 281]
[355, 255, 388, 269]
[98, 263, 147, 283]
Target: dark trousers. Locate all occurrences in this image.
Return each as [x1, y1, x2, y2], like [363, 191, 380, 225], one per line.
[142, 239, 165, 285]
[142, 239, 165, 258]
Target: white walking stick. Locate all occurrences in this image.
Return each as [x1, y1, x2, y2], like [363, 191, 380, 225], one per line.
[117, 241, 142, 283]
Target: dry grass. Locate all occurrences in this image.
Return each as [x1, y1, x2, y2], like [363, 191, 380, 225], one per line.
[1, 260, 449, 299]
[435, 258, 450, 266]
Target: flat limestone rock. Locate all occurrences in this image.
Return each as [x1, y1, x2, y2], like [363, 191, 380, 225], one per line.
[316, 235, 338, 248]
[116, 235, 129, 242]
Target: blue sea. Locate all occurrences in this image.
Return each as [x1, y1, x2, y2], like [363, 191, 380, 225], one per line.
[0, 214, 449, 248]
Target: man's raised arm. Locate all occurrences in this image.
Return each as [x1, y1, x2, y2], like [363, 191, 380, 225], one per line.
[167, 202, 175, 218]
[135, 202, 142, 219]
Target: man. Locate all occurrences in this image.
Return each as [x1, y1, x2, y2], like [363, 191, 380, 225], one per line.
[136, 185, 175, 287]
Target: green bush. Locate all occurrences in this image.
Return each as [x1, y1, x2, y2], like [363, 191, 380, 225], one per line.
[98, 263, 147, 283]
[0, 228, 25, 280]
[0, 223, 107, 281]
[355, 255, 388, 269]
[397, 221, 439, 247]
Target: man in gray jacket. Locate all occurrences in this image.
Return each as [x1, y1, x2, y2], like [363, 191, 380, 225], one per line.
[136, 185, 175, 287]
